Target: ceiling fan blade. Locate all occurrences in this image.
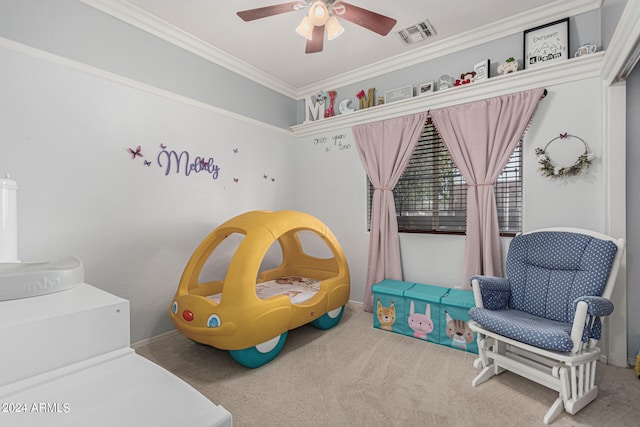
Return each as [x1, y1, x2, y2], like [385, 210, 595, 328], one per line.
[334, 2, 397, 36]
[305, 25, 325, 54]
[237, 2, 303, 22]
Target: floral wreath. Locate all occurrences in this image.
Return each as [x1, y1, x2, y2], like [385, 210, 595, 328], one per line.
[534, 133, 594, 178]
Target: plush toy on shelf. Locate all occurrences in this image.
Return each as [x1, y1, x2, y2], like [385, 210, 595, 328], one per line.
[454, 71, 476, 86]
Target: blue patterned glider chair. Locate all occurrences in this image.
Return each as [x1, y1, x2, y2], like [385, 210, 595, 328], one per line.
[468, 228, 625, 425]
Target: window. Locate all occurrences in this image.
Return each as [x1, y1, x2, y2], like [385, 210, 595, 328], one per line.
[367, 118, 522, 236]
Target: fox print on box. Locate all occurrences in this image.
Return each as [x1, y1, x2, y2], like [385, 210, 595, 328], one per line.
[372, 280, 416, 335]
[445, 311, 474, 351]
[408, 301, 434, 340]
[376, 299, 396, 331]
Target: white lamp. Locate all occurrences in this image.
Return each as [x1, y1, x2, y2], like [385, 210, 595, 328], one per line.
[295, 16, 314, 40]
[326, 16, 344, 40]
[308, 1, 329, 26]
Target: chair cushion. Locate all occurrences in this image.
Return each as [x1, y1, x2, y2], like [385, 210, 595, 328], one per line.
[506, 231, 618, 323]
[469, 307, 574, 351]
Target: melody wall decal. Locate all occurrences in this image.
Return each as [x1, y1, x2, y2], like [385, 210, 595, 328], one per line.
[126, 143, 221, 180]
[126, 143, 285, 187]
[157, 148, 220, 180]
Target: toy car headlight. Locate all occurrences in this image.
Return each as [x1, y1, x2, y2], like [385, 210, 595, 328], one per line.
[207, 314, 221, 328]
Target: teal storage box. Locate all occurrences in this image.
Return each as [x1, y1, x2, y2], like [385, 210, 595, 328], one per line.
[404, 284, 450, 344]
[440, 288, 478, 354]
[372, 280, 415, 335]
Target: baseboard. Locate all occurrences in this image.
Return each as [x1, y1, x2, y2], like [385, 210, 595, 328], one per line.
[131, 329, 180, 350]
[347, 299, 364, 308]
[600, 353, 635, 369]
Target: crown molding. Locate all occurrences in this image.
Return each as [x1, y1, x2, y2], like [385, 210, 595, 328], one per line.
[80, 0, 601, 101]
[295, 0, 602, 97]
[0, 36, 294, 137]
[79, 0, 299, 99]
[291, 53, 605, 137]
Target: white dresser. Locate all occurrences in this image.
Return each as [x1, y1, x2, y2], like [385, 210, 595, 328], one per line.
[0, 283, 232, 426]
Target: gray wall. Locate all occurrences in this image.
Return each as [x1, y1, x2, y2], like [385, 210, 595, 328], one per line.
[297, 10, 602, 124]
[601, 0, 628, 49]
[0, 0, 298, 129]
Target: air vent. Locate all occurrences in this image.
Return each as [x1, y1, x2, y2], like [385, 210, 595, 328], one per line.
[396, 20, 436, 45]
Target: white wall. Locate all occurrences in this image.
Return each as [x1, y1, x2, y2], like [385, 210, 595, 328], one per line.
[523, 78, 605, 231]
[295, 77, 607, 306]
[0, 46, 297, 342]
[0, 2, 628, 352]
[0, 46, 615, 348]
[292, 130, 370, 301]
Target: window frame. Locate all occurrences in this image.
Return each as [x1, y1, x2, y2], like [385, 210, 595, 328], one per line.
[367, 119, 522, 237]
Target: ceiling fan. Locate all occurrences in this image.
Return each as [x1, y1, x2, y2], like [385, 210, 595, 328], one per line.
[237, 1, 397, 54]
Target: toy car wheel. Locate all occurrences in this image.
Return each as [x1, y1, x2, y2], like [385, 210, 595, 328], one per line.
[310, 305, 345, 330]
[228, 332, 288, 368]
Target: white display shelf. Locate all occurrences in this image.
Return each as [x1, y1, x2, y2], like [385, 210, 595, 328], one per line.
[290, 53, 605, 137]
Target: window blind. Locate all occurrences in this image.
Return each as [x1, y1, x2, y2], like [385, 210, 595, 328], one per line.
[367, 119, 522, 235]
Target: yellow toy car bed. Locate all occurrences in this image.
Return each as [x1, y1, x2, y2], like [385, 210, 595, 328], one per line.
[169, 210, 350, 368]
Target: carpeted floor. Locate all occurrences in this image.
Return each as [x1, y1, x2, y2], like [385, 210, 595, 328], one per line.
[135, 304, 640, 426]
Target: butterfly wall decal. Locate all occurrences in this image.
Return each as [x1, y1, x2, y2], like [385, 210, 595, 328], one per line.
[160, 143, 167, 149]
[233, 178, 239, 183]
[144, 160, 151, 166]
[233, 148, 239, 154]
[129, 146, 143, 159]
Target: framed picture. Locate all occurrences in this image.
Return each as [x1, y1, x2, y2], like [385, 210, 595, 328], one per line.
[474, 59, 490, 81]
[523, 18, 569, 69]
[385, 85, 413, 104]
[418, 81, 434, 95]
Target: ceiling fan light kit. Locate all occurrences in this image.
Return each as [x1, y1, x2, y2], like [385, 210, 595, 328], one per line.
[295, 16, 314, 40]
[308, 1, 329, 26]
[326, 16, 344, 40]
[237, 1, 397, 54]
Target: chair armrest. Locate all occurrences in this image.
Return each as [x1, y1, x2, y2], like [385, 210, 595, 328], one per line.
[571, 296, 615, 348]
[470, 275, 511, 310]
[573, 296, 614, 317]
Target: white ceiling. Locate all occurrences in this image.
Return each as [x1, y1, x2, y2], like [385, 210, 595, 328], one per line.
[83, 0, 598, 96]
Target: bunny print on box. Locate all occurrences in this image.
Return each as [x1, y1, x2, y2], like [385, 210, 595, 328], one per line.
[408, 301, 434, 340]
